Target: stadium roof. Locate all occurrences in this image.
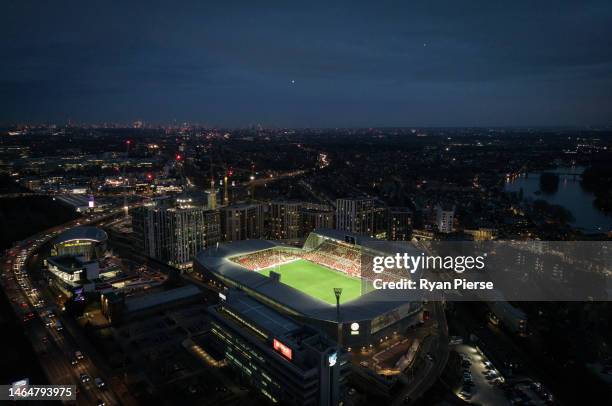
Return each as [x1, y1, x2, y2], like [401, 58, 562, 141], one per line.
[311, 228, 376, 246]
[195, 235, 422, 323]
[53, 226, 108, 245]
[224, 291, 300, 337]
[312, 228, 423, 257]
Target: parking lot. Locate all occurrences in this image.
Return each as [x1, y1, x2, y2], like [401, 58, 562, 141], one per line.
[453, 343, 510, 405]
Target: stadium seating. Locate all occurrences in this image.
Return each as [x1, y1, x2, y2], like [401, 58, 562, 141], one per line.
[233, 248, 302, 271]
[233, 241, 366, 278]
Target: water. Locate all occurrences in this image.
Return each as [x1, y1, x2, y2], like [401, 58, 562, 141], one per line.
[504, 166, 612, 233]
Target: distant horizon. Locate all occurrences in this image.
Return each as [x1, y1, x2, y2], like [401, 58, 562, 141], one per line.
[2, 122, 612, 131]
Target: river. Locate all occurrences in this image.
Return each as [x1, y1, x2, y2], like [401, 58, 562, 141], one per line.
[504, 166, 612, 233]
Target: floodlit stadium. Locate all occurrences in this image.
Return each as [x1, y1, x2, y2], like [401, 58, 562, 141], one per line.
[231, 237, 363, 304]
[257, 260, 361, 305]
[195, 229, 424, 346]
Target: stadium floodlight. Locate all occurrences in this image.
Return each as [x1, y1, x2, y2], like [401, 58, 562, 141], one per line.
[334, 288, 343, 346]
[333, 288, 343, 312]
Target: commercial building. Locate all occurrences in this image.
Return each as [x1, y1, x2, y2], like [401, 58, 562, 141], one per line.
[46, 255, 99, 298]
[101, 284, 202, 323]
[208, 290, 349, 406]
[51, 226, 108, 261]
[221, 203, 265, 242]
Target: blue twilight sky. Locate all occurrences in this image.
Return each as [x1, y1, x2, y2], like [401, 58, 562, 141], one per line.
[1, 0, 611, 127]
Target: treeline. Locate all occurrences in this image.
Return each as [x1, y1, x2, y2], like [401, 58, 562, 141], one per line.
[581, 165, 612, 213]
[0, 196, 79, 250]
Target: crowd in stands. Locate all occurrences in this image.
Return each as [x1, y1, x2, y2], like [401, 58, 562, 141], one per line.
[303, 241, 362, 277]
[233, 248, 302, 271]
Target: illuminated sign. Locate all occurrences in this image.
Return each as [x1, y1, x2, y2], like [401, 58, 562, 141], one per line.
[11, 379, 29, 398]
[328, 352, 337, 367]
[350, 322, 360, 335]
[218, 292, 226, 301]
[273, 338, 293, 361]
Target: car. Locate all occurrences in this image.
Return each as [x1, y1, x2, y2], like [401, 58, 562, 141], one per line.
[75, 351, 84, 360]
[94, 378, 105, 388]
[348, 388, 356, 396]
[71, 358, 79, 366]
[459, 390, 472, 399]
[96, 400, 106, 406]
[449, 336, 463, 345]
[80, 373, 90, 383]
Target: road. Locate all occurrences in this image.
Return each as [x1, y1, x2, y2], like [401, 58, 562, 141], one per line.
[392, 301, 449, 405]
[0, 206, 140, 405]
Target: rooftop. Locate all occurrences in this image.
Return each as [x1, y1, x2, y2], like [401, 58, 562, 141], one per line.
[53, 226, 108, 245]
[47, 255, 87, 272]
[223, 291, 300, 337]
[125, 285, 201, 313]
[195, 231, 423, 323]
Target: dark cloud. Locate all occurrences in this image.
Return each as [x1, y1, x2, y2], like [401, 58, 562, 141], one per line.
[1, 0, 611, 126]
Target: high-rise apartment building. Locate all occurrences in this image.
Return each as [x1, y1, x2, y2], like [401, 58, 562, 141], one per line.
[335, 198, 387, 238]
[221, 203, 265, 242]
[387, 207, 413, 241]
[267, 201, 302, 240]
[435, 204, 455, 234]
[132, 202, 220, 267]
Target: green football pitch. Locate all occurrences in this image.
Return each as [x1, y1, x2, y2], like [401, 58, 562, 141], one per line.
[258, 259, 362, 304]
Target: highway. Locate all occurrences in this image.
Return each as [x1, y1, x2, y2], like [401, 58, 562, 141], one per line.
[0, 207, 137, 405]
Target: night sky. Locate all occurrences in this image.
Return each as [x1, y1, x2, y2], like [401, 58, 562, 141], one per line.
[2, 1, 611, 127]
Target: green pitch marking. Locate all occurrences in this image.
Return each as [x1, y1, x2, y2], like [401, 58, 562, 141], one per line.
[258, 259, 362, 304]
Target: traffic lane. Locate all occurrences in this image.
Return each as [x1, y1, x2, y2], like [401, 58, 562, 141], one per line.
[39, 289, 119, 405]
[13, 277, 111, 405]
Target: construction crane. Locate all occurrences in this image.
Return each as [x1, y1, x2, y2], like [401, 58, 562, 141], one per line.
[123, 139, 131, 217]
